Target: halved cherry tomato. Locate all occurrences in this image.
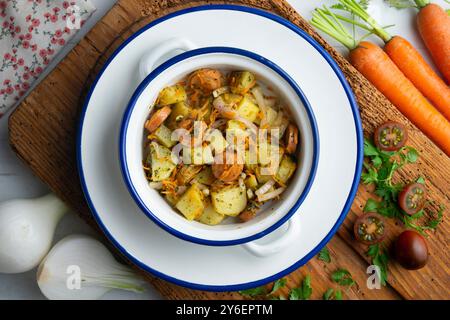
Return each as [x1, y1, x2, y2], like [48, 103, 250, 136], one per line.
[398, 183, 426, 215]
[353, 212, 386, 245]
[374, 121, 408, 151]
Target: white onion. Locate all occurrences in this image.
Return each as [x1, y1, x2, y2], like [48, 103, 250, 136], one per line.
[235, 116, 258, 134]
[37, 235, 146, 300]
[255, 179, 276, 197]
[0, 194, 68, 273]
[148, 182, 163, 190]
[212, 86, 230, 98]
[176, 186, 187, 195]
[213, 96, 237, 119]
[258, 187, 286, 202]
[211, 119, 227, 129]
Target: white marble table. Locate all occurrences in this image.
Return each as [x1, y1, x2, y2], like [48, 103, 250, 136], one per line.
[0, 0, 445, 300]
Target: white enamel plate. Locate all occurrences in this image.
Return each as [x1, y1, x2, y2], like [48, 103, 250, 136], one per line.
[78, 5, 363, 291]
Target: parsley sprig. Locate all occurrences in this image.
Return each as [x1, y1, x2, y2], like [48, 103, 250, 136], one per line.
[239, 275, 313, 300]
[323, 288, 343, 300]
[318, 246, 331, 263]
[366, 243, 389, 286]
[361, 139, 444, 235]
[331, 268, 356, 287]
[289, 275, 313, 300]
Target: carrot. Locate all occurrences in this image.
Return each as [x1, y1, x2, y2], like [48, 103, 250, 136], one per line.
[416, 2, 450, 84]
[311, 6, 450, 156]
[384, 36, 450, 121]
[335, 0, 450, 121]
[350, 41, 450, 156]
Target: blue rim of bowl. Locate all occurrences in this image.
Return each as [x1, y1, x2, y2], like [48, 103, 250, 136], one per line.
[77, 4, 363, 291]
[119, 46, 320, 246]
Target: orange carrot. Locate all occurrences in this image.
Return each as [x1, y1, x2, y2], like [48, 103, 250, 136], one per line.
[384, 36, 450, 121]
[335, 0, 450, 121]
[350, 41, 450, 156]
[416, 2, 450, 84]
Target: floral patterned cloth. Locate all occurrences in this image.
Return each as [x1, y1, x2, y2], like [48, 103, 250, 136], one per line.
[0, 0, 95, 117]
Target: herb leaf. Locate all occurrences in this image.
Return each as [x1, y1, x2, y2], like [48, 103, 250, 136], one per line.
[323, 288, 334, 300]
[363, 198, 379, 212]
[318, 246, 331, 263]
[239, 286, 266, 297]
[367, 244, 389, 286]
[270, 278, 287, 294]
[416, 176, 425, 184]
[331, 269, 355, 287]
[289, 275, 312, 300]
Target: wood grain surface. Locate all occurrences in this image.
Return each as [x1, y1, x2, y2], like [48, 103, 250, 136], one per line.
[8, 0, 449, 300]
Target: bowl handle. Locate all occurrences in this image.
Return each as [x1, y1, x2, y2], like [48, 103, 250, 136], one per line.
[242, 214, 301, 257]
[139, 38, 197, 80]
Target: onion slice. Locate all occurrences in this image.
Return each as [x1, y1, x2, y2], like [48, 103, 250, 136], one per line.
[235, 116, 258, 134]
[211, 118, 227, 129]
[255, 179, 276, 197]
[149, 182, 163, 190]
[212, 86, 230, 98]
[258, 187, 286, 202]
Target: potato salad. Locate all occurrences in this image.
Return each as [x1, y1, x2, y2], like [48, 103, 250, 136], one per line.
[143, 68, 299, 225]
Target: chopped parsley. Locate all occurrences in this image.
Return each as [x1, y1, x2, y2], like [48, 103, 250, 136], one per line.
[289, 274, 312, 300]
[331, 268, 355, 287]
[366, 244, 389, 286]
[323, 288, 343, 300]
[318, 246, 331, 263]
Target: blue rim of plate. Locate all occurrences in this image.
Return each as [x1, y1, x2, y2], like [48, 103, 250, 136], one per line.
[77, 4, 363, 291]
[119, 46, 320, 246]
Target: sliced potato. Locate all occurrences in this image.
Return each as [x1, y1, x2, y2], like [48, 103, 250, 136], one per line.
[158, 85, 187, 106]
[196, 167, 215, 185]
[211, 183, 247, 216]
[275, 155, 297, 184]
[226, 120, 248, 138]
[258, 142, 283, 166]
[245, 174, 258, 190]
[221, 93, 243, 107]
[149, 142, 176, 182]
[166, 101, 190, 129]
[255, 166, 273, 184]
[244, 149, 258, 172]
[197, 204, 225, 225]
[165, 193, 179, 206]
[208, 129, 228, 154]
[265, 107, 278, 126]
[230, 71, 256, 95]
[236, 95, 260, 122]
[175, 184, 205, 220]
[191, 146, 214, 165]
[154, 124, 175, 148]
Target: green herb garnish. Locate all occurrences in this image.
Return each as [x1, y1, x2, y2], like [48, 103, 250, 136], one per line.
[289, 275, 312, 300]
[323, 288, 344, 300]
[270, 278, 287, 294]
[318, 246, 331, 263]
[367, 244, 389, 286]
[239, 286, 267, 297]
[361, 139, 444, 235]
[331, 269, 355, 287]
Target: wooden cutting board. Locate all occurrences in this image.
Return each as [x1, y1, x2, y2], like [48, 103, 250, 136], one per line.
[8, 0, 449, 300]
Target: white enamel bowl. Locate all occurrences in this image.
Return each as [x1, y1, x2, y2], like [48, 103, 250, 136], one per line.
[119, 45, 319, 250]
